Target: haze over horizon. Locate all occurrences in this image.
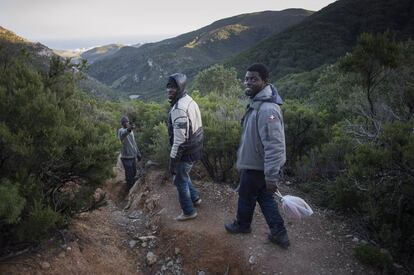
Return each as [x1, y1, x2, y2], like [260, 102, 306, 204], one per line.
[38, 35, 173, 51]
[0, 0, 336, 50]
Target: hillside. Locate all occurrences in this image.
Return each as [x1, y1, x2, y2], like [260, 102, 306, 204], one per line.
[228, 0, 414, 80]
[54, 44, 125, 64]
[87, 9, 312, 100]
[0, 26, 29, 44]
[0, 26, 53, 71]
[0, 27, 119, 100]
[53, 49, 82, 59]
[81, 44, 125, 64]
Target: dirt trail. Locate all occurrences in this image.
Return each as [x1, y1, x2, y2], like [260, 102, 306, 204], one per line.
[0, 163, 142, 275]
[147, 168, 374, 275]
[0, 163, 375, 274]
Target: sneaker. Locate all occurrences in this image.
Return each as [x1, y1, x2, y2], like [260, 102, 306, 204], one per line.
[224, 220, 252, 234]
[194, 198, 202, 207]
[175, 211, 197, 221]
[268, 229, 290, 248]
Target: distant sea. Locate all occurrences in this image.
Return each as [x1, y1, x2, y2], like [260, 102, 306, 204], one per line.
[37, 35, 174, 50]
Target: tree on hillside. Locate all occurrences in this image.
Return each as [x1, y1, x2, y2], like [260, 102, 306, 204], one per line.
[274, 35, 414, 267]
[189, 66, 245, 182]
[191, 65, 242, 97]
[0, 55, 118, 251]
[333, 37, 414, 265]
[339, 32, 402, 140]
[283, 100, 328, 174]
[194, 92, 244, 183]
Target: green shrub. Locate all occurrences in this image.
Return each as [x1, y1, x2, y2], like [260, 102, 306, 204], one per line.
[191, 64, 242, 97]
[276, 66, 324, 100]
[296, 181, 331, 208]
[286, 37, 414, 268]
[327, 177, 363, 211]
[0, 55, 118, 250]
[0, 180, 25, 224]
[17, 200, 64, 242]
[194, 92, 244, 182]
[117, 100, 167, 157]
[295, 127, 352, 182]
[283, 99, 328, 171]
[354, 244, 393, 270]
[149, 122, 170, 167]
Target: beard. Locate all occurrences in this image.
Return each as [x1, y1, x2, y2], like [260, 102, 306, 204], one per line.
[168, 95, 175, 103]
[167, 91, 177, 104]
[245, 83, 267, 98]
[245, 87, 257, 98]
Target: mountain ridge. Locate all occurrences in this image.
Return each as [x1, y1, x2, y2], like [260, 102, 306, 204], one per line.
[0, 26, 120, 100]
[87, 9, 312, 100]
[0, 26, 53, 71]
[227, 0, 414, 81]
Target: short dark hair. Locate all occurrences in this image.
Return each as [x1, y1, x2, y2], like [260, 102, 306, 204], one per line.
[120, 115, 129, 125]
[247, 63, 269, 81]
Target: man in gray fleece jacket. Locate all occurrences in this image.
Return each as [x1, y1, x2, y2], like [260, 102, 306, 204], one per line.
[225, 64, 290, 248]
[118, 116, 141, 190]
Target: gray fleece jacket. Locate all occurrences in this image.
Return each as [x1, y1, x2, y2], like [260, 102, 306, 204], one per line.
[236, 85, 286, 183]
[118, 128, 138, 159]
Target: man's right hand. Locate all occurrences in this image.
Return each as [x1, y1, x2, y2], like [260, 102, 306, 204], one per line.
[127, 123, 135, 132]
[266, 181, 279, 193]
[169, 158, 177, 175]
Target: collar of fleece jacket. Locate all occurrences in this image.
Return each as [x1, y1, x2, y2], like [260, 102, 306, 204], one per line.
[252, 84, 284, 105]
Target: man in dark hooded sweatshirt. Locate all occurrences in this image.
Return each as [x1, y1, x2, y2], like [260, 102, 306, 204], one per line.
[225, 64, 290, 248]
[167, 73, 203, 221]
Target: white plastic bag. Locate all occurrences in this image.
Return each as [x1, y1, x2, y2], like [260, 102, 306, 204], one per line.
[275, 190, 313, 220]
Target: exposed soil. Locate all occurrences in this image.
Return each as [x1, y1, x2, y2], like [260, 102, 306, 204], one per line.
[0, 162, 142, 275]
[0, 161, 377, 274]
[152, 172, 375, 275]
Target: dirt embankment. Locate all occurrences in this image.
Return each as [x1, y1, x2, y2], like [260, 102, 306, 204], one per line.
[0, 163, 376, 274]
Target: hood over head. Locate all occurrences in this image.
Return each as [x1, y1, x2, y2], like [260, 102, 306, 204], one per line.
[168, 73, 187, 93]
[167, 73, 187, 105]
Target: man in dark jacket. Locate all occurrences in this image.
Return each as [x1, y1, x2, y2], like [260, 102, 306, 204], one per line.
[167, 73, 203, 221]
[118, 116, 141, 190]
[225, 64, 290, 248]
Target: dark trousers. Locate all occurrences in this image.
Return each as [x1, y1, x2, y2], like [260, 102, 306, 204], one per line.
[121, 157, 137, 189]
[237, 169, 286, 234]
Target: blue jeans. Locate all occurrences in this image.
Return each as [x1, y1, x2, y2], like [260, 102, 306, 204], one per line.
[121, 158, 137, 189]
[237, 169, 286, 234]
[173, 161, 199, 215]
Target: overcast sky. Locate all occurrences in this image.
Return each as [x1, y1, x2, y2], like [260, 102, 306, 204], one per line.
[0, 0, 336, 49]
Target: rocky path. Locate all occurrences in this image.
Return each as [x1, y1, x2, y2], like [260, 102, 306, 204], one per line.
[146, 169, 375, 275]
[0, 163, 375, 274]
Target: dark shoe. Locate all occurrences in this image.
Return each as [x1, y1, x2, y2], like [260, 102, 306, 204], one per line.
[193, 198, 202, 207]
[224, 220, 252, 234]
[268, 229, 290, 248]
